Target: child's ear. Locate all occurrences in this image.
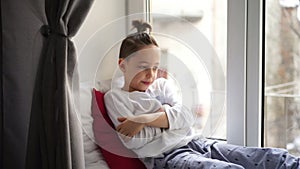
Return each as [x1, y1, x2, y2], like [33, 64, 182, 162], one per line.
[119, 58, 126, 72]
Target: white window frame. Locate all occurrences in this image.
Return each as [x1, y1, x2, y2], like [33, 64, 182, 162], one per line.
[127, 0, 263, 147]
[245, 0, 263, 147]
[227, 0, 262, 146]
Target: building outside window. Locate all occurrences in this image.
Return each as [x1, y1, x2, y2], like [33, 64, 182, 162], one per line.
[265, 0, 300, 156]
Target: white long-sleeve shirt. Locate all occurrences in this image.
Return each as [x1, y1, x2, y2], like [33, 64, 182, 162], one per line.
[104, 77, 200, 159]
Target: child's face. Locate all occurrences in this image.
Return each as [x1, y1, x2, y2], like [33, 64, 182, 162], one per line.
[119, 46, 161, 92]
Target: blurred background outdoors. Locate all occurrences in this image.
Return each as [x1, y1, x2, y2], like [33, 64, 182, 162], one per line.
[151, 0, 300, 156]
[151, 0, 227, 140]
[265, 0, 300, 156]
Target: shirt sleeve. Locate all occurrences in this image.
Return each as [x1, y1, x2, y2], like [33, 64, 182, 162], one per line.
[104, 90, 162, 149]
[158, 79, 196, 130]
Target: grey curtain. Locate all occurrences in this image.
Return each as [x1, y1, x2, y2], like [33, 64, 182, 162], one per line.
[2, 0, 46, 168]
[25, 0, 94, 169]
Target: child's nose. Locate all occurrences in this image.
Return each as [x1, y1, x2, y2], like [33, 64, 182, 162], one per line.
[146, 68, 156, 77]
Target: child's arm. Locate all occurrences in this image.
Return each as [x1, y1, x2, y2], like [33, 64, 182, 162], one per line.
[158, 78, 197, 130]
[143, 111, 169, 128]
[104, 91, 162, 149]
[117, 110, 168, 130]
[127, 106, 169, 127]
[116, 107, 169, 139]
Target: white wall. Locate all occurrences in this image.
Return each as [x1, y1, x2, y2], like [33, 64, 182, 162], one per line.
[74, 0, 126, 82]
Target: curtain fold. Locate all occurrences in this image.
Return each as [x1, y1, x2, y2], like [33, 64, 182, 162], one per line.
[26, 0, 94, 168]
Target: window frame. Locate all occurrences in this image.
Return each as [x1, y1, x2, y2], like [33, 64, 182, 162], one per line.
[227, 0, 263, 146]
[245, 0, 263, 147]
[128, 0, 264, 146]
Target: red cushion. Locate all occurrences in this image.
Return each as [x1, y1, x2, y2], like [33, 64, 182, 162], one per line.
[92, 88, 146, 169]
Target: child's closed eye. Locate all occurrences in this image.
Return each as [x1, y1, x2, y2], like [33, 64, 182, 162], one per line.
[138, 65, 148, 70]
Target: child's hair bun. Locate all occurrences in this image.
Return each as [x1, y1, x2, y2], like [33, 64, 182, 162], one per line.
[132, 20, 152, 34]
[120, 20, 158, 59]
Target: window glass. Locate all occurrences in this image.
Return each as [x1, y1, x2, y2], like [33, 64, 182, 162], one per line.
[265, 0, 300, 155]
[151, 0, 227, 139]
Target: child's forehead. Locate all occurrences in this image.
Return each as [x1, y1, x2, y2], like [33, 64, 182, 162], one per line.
[128, 47, 161, 61]
[135, 46, 160, 55]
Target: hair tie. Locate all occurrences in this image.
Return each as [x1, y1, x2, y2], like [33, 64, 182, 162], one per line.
[132, 20, 152, 34]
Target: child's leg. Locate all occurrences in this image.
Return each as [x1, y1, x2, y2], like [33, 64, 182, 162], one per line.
[153, 144, 244, 169]
[208, 141, 300, 169]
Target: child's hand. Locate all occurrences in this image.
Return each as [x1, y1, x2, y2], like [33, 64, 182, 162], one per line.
[116, 117, 145, 142]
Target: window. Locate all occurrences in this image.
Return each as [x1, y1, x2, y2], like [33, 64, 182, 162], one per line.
[150, 0, 227, 140]
[76, 0, 266, 147]
[265, 0, 300, 156]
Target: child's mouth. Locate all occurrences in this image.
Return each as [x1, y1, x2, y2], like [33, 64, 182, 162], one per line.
[142, 81, 151, 85]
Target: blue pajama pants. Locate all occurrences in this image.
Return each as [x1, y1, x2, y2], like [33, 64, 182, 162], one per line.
[153, 139, 300, 169]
